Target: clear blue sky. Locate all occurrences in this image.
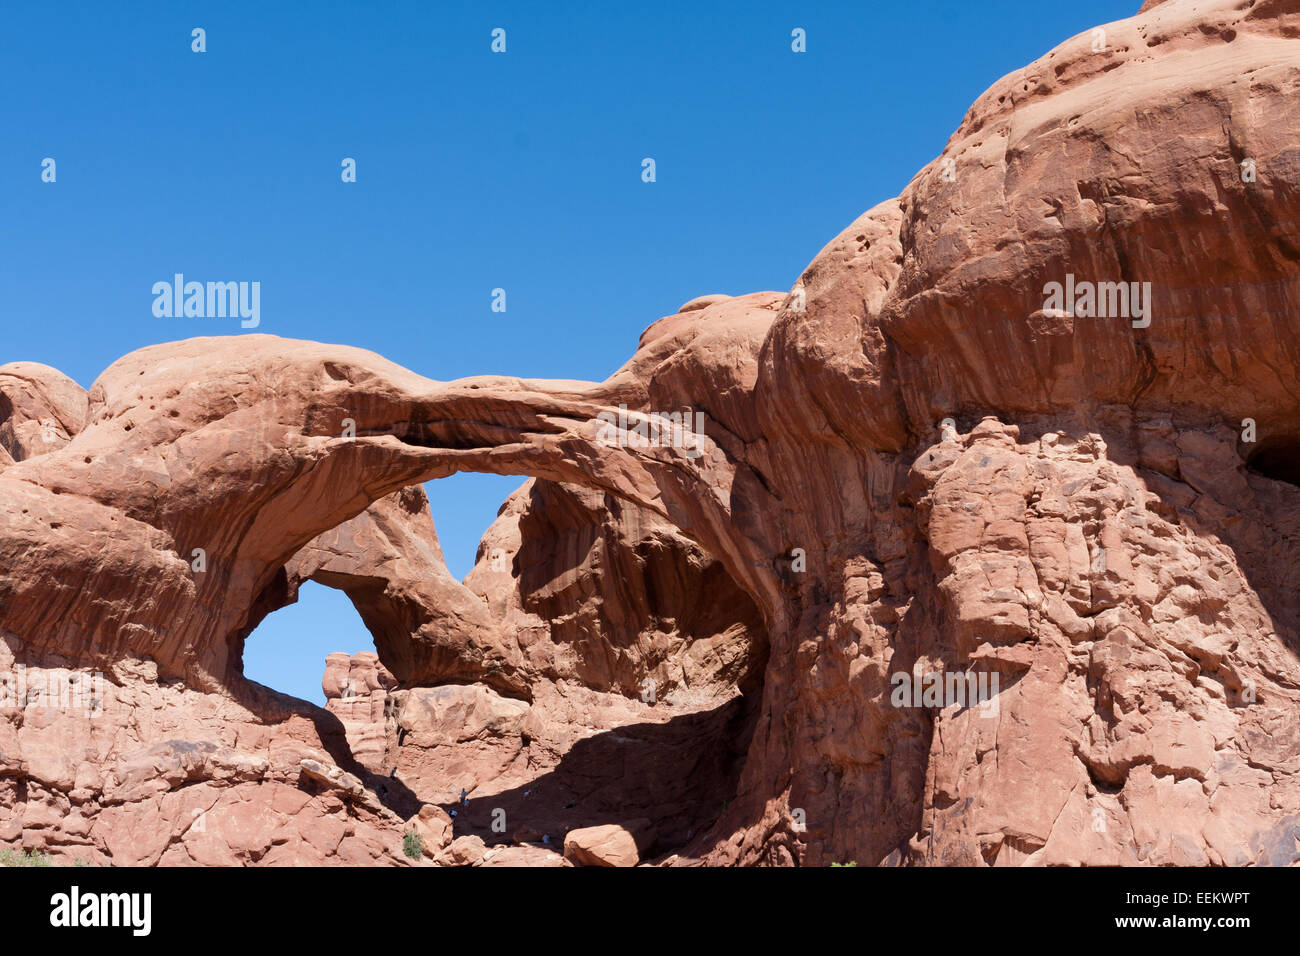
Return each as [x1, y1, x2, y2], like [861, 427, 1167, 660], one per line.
[3, 0, 1137, 703]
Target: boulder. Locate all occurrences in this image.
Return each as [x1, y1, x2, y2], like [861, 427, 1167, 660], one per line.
[563, 820, 653, 868]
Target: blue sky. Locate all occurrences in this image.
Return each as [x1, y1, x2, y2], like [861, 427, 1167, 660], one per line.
[3, 0, 1137, 703]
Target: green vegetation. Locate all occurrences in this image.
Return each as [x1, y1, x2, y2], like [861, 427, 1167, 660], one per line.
[830, 860, 858, 867]
[0, 848, 52, 867]
[403, 831, 424, 860]
[0, 849, 95, 867]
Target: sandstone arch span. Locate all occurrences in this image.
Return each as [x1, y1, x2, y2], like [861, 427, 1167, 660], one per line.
[1, 306, 785, 694]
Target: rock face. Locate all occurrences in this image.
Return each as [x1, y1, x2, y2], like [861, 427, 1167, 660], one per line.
[3, 0, 1300, 866]
[0, 362, 87, 461]
[466, 478, 767, 702]
[323, 652, 397, 772]
[405, 803, 453, 858]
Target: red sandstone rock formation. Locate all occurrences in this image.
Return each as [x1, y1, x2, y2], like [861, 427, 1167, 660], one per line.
[323, 652, 397, 772]
[3, 0, 1300, 866]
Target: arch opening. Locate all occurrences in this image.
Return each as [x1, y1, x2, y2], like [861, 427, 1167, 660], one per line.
[228, 475, 771, 862]
[423, 473, 529, 580]
[242, 580, 375, 706]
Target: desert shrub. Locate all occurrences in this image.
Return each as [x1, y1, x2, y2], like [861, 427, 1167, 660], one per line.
[0, 848, 52, 867]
